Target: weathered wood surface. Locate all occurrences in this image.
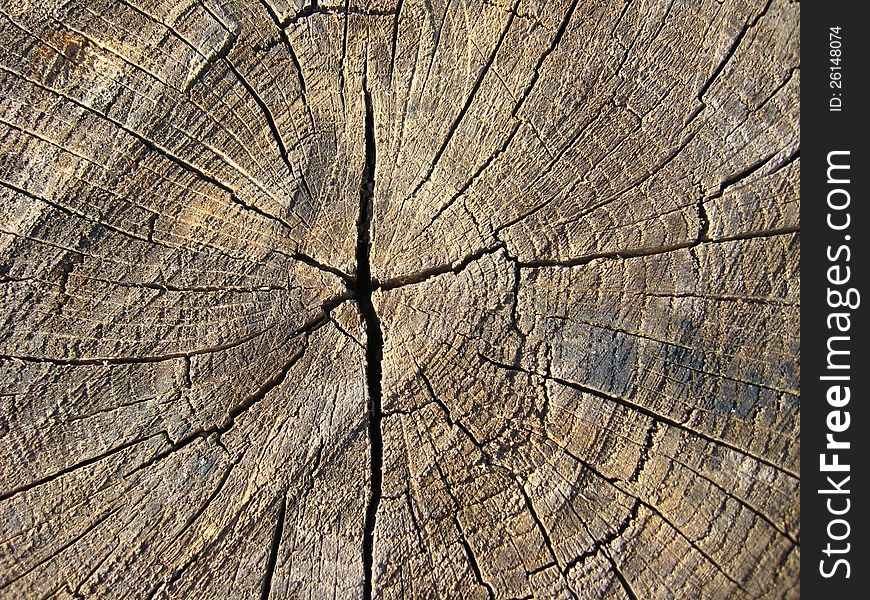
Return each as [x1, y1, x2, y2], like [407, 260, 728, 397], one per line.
[0, 0, 799, 598]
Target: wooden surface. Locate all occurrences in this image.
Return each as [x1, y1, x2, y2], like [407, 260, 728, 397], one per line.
[0, 0, 799, 597]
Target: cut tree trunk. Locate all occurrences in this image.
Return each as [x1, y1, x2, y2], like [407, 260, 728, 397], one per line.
[0, 0, 799, 598]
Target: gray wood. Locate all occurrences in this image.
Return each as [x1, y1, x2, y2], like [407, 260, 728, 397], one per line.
[0, 0, 799, 597]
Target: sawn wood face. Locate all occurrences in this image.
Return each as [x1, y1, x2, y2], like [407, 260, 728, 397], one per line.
[0, 0, 799, 598]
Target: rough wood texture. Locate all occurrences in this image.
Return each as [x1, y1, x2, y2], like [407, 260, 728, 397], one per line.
[0, 0, 799, 597]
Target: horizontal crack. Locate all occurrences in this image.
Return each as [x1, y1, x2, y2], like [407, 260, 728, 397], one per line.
[291, 252, 354, 285]
[478, 353, 799, 480]
[376, 244, 505, 290]
[516, 226, 799, 269]
[0, 432, 164, 502]
[0, 325, 277, 366]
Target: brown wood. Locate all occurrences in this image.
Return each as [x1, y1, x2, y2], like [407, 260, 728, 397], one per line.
[0, 0, 799, 597]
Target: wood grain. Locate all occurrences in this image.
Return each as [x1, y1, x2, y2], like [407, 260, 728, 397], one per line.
[0, 0, 799, 597]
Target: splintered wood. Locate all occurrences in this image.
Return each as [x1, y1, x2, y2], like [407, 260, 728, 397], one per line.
[0, 0, 799, 598]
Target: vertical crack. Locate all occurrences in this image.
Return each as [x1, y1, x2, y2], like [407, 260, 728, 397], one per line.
[356, 74, 383, 600]
[696, 195, 710, 243]
[260, 493, 287, 600]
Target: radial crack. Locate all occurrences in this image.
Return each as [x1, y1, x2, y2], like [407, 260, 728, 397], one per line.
[478, 353, 798, 480]
[377, 243, 505, 290]
[356, 73, 384, 600]
[260, 493, 287, 600]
